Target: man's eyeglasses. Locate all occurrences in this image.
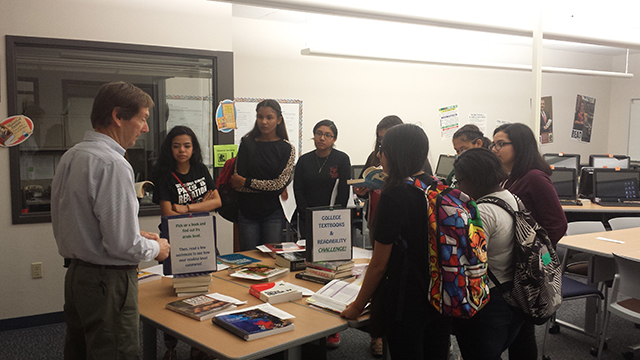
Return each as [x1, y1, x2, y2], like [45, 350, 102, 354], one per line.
[314, 131, 335, 139]
[490, 141, 512, 151]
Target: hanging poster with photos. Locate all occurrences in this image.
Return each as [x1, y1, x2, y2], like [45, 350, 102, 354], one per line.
[571, 94, 596, 143]
[540, 96, 553, 144]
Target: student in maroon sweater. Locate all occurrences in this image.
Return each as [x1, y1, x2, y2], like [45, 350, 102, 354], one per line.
[491, 123, 567, 360]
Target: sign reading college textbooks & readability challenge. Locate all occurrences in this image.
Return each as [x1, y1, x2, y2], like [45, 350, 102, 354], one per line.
[162, 212, 217, 275]
[306, 207, 352, 262]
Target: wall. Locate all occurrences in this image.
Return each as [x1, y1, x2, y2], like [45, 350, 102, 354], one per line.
[0, 0, 631, 321]
[0, 0, 233, 320]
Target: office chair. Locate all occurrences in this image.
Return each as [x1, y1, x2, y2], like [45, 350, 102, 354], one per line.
[596, 254, 640, 360]
[608, 217, 640, 231]
[542, 222, 608, 360]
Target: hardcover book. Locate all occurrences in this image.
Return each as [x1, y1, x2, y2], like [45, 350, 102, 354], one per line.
[306, 279, 367, 314]
[249, 281, 303, 304]
[294, 272, 355, 285]
[229, 264, 290, 282]
[166, 294, 236, 321]
[264, 242, 304, 253]
[304, 259, 355, 272]
[275, 252, 307, 271]
[304, 267, 353, 279]
[213, 304, 295, 341]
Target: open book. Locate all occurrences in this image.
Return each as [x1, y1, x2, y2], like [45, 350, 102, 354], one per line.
[347, 166, 387, 190]
[306, 279, 368, 314]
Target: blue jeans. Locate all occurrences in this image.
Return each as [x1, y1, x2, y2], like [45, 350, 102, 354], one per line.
[238, 208, 285, 251]
[453, 291, 524, 360]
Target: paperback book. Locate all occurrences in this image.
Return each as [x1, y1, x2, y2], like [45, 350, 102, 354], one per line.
[249, 281, 303, 304]
[306, 279, 367, 314]
[217, 253, 260, 266]
[304, 267, 353, 280]
[166, 294, 236, 321]
[213, 304, 295, 341]
[229, 264, 290, 282]
[304, 259, 355, 272]
[294, 272, 354, 285]
[346, 166, 387, 190]
[137, 269, 161, 283]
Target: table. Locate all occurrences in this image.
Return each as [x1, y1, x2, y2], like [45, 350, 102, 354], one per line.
[562, 201, 640, 223]
[139, 250, 370, 360]
[557, 227, 640, 333]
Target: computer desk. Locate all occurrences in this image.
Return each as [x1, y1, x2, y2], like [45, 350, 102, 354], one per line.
[557, 227, 640, 334]
[139, 251, 370, 360]
[562, 200, 640, 223]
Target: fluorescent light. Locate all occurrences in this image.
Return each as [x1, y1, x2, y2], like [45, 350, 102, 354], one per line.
[300, 48, 634, 78]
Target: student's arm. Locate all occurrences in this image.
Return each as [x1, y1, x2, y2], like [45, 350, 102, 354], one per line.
[293, 159, 308, 212]
[172, 190, 222, 214]
[160, 200, 180, 216]
[340, 240, 392, 319]
[336, 153, 352, 208]
[235, 141, 295, 193]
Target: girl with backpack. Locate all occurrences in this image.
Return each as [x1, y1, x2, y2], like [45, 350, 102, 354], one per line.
[445, 124, 492, 186]
[341, 124, 451, 360]
[452, 148, 524, 360]
[230, 99, 295, 251]
[152, 125, 221, 360]
[491, 123, 567, 360]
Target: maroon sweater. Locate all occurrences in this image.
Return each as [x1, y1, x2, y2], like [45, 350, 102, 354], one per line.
[503, 169, 568, 246]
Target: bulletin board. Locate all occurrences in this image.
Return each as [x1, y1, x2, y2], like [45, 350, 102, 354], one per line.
[233, 98, 302, 159]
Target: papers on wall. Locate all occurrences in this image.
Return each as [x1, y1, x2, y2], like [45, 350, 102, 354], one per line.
[468, 113, 487, 135]
[439, 105, 459, 139]
[166, 98, 212, 164]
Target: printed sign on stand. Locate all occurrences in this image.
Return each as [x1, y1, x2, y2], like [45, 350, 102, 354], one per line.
[306, 207, 352, 262]
[161, 212, 217, 275]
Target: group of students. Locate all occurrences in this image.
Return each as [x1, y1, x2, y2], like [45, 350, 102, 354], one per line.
[150, 98, 568, 360]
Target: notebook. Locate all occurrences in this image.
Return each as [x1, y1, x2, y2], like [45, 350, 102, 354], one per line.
[435, 154, 456, 180]
[550, 167, 579, 205]
[592, 169, 640, 206]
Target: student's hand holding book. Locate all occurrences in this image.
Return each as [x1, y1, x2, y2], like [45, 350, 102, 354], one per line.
[340, 301, 365, 320]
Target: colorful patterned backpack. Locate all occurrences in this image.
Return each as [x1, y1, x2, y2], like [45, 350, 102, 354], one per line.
[409, 176, 490, 318]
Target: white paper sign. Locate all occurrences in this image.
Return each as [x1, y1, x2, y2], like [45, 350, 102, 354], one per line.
[439, 105, 459, 139]
[309, 209, 352, 262]
[167, 215, 217, 274]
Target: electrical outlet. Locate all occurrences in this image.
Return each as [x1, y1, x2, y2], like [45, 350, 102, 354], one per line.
[31, 262, 43, 279]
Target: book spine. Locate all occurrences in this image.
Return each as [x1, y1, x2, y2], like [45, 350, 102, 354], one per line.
[304, 268, 335, 279]
[291, 261, 307, 272]
[249, 287, 261, 299]
[295, 273, 331, 285]
[304, 262, 337, 272]
[213, 317, 249, 340]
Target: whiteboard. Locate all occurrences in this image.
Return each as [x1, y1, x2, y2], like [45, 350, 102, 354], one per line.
[233, 98, 302, 159]
[629, 99, 640, 160]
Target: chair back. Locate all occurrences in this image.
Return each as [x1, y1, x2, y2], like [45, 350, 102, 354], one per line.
[608, 217, 640, 231]
[566, 221, 606, 235]
[613, 253, 640, 300]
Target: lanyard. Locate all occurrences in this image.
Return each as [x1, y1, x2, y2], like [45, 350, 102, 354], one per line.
[172, 172, 193, 203]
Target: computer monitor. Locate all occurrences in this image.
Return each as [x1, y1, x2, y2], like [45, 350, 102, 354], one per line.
[589, 155, 630, 169]
[578, 167, 595, 199]
[593, 169, 640, 202]
[435, 154, 456, 179]
[550, 167, 577, 200]
[543, 153, 581, 170]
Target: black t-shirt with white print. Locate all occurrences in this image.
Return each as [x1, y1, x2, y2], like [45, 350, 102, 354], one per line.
[156, 163, 216, 205]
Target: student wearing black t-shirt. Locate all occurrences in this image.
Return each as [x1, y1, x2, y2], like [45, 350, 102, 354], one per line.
[231, 100, 295, 251]
[152, 125, 221, 360]
[294, 119, 351, 240]
[341, 124, 451, 360]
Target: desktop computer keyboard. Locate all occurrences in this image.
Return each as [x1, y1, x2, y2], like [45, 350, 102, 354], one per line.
[595, 201, 640, 207]
[559, 199, 582, 206]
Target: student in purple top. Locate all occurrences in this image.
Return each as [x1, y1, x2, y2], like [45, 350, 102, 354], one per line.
[491, 123, 567, 360]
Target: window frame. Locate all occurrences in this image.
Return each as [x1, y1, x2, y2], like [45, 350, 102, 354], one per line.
[6, 35, 234, 224]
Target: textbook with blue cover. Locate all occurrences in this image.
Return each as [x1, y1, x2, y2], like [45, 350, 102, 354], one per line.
[213, 304, 294, 340]
[217, 253, 260, 266]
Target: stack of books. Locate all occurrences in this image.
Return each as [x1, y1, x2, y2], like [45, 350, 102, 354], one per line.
[166, 294, 236, 321]
[229, 264, 290, 282]
[249, 281, 303, 304]
[274, 251, 307, 271]
[295, 260, 355, 285]
[172, 272, 213, 297]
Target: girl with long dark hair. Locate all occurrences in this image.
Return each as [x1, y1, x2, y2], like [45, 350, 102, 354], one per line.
[231, 99, 295, 251]
[341, 124, 451, 359]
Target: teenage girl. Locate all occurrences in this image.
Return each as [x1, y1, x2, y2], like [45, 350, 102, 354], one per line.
[152, 125, 221, 360]
[452, 148, 524, 360]
[294, 119, 351, 240]
[341, 124, 451, 360]
[231, 99, 295, 251]
[491, 123, 567, 360]
[445, 124, 491, 186]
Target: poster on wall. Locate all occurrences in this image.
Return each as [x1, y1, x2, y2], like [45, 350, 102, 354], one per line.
[468, 113, 487, 135]
[571, 94, 596, 143]
[439, 105, 459, 139]
[540, 96, 554, 144]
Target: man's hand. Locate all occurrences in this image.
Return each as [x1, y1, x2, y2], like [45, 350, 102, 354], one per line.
[140, 231, 160, 241]
[155, 238, 170, 261]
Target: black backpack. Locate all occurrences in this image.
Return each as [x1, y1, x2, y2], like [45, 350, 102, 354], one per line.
[477, 195, 562, 325]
